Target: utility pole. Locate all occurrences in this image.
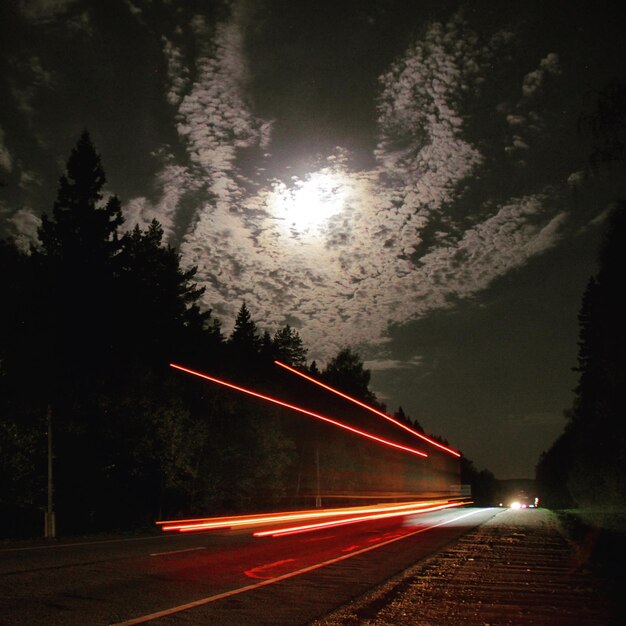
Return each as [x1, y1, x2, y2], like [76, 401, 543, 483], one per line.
[44, 404, 56, 539]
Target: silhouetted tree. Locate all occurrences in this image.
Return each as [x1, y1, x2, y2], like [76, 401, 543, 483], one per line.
[259, 330, 275, 362]
[273, 325, 308, 368]
[38, 131, 123, 261]
[568, 204, 626, 506]
[461, 456, 497, 506]
[36, 131, 124, 393]
[227, 302, 262, 379]
[537, 208, 626, 508]
[394, 406, 409, 424]
[229, 302, 261, 352]
[535, 425, 575, 508]
[0, 238, 48, 535]
[537, 80, 626, 510]
[393, 406, 425, 433]
[0, 238, 45, 397]
[323, 348, 376, 402]
[114, 219, 210, 372]
[25, 133, 220, 530]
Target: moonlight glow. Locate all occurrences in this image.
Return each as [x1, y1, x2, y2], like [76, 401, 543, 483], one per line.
[269, 170, 348, 233]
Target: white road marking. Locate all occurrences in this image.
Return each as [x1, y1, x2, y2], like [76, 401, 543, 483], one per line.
[111, 508, 487, 626]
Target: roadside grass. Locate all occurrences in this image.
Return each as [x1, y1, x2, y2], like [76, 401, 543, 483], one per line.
[556, 507, 626, 625]
[563, 506, 626, 532]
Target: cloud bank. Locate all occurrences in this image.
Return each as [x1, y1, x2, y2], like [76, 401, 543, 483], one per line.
[120, 6, 573, 363]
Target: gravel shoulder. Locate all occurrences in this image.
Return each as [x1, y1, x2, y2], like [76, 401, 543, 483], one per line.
[312, 508, 615, 626]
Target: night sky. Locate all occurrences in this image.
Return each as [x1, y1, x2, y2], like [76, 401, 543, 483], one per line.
[1, 0, 625, 479]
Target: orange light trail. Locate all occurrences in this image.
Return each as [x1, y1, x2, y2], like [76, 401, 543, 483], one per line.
[169, 363, 427, 458]
[252, 501, 466, 537]
[274, 360, 460, 457]
[158, 500, 451, 533]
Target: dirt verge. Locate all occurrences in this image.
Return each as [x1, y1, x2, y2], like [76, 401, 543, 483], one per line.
[312, 508, 616, 625]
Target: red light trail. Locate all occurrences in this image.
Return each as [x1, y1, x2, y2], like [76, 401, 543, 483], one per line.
[274, 360, 460, 457]
[169, 363, 427, 458]
[252, 501, 466, 537]
[158, 500, 466, 534]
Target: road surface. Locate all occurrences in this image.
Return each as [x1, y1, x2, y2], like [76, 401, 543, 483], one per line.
[0, 507, 495, 625]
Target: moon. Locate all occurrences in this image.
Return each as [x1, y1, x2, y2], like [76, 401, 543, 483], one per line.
[270, 171, 347, 233]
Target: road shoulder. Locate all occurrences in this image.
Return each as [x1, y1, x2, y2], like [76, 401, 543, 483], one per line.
[312, 508, 614, 625]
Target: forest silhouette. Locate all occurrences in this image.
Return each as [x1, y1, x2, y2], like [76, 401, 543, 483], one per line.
[536, 79, 626, 516]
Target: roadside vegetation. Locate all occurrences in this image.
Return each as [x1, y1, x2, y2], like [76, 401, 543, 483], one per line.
[536, 80, 626, 520]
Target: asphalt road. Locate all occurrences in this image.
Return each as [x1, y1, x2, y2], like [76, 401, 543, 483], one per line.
[0, 507, 498, 625]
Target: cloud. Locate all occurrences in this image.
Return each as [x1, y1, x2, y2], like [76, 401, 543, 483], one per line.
[506, 114, 526, 126]
[567, 170, 586, 188]
[418, 196, 566, 295]
[0, 128, 13, 172]
[364, 356, 424, 371]
[8, 54, 55, 118]
[124, 162, 202, 238]
[499, 52, 564, 163]
[136, 9, 572, 363]
[7, 208, 41, 252]
[522, 52, 561, 98]
[134, 4, 272, 247]
[174, 13, 269, 187]
[124, 0, 142, 17]
[65, 10, 92, 36]
[505, 136, 530, 153]
[375, 16, 486, 226]
[19, 169, 43, 190]
[540, 52, 561, 74]
[17, 0, 78, 21]
[162, 36, 189, 107]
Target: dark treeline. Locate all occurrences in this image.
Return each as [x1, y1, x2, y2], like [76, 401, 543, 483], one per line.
[0, 133, 463, 537]
[536, 202, 626, 509]
[536, 80, 626, 512]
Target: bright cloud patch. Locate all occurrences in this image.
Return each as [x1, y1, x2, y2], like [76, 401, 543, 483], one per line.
[268, 170, 349, 234]
[129, 8, 570, 362]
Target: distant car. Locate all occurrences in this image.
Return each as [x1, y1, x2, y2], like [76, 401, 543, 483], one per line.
[501, 491, 539, 509]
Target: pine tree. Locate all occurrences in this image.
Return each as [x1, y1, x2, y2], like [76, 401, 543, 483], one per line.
[39, 131, 123, 263]
[568, 204, 626, 506]
[229, 302, 261, 353]
[323, 348, 376, 402]
[224, 302, 262, 379]
[538, 81, 626, 508]
[392, 406, 425, 433]
[273, 325, 308, 368]
[115, 220, 211, 368]
[36, 132, 125, 388]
